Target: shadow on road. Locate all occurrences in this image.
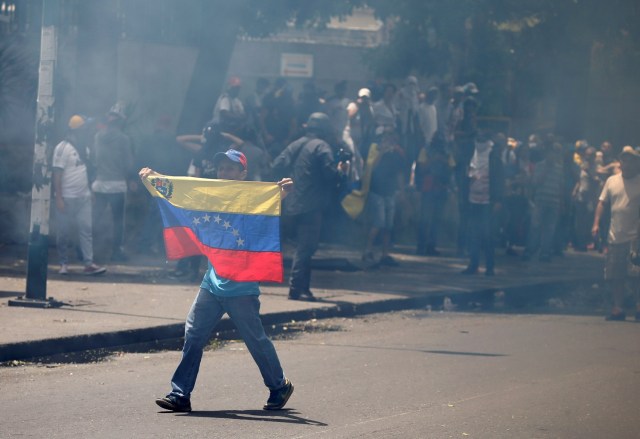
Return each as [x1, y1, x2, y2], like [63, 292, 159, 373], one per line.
[169, 408, 328, 426]
[293, 342, 506, 358]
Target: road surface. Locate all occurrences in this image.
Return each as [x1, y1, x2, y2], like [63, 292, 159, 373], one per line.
[2, 310, 639, 438]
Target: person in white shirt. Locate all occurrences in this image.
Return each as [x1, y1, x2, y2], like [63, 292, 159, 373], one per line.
[53, 115, 106, 276]
[212, 76, 246, 134]
[592, 147, 640, 321]
[373, 83, 398, 133]
[418, 87, 439, 147]
[395, 76, 419, 137]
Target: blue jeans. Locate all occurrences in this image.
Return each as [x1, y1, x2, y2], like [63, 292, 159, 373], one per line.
[368, 192, 396, 229]
[170, 289, 286, 399]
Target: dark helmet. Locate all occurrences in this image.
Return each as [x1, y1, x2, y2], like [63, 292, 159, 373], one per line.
[202, 121, 230, 153]
[305, 112, 331, 136]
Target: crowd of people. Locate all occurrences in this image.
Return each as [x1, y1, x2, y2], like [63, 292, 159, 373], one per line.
[52, 74, 640, 317]
[50, 74, 640, 413]
[204, 75, 638, 272]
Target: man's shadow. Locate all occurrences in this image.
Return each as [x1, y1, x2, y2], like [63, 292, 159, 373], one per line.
[162, 408, 327, 426]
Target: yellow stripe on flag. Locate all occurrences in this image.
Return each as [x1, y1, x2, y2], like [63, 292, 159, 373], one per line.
[143, 176, 281, 216]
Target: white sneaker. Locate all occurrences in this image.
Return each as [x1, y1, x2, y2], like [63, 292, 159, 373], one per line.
[83, 264, 106, 275]
[59, 265, 69, 275]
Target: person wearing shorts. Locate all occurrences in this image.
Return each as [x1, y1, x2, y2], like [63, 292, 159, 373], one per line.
[362, 132, 405, 266]
[593, 147, 640, 321]
[369, 192, 396, 231]
[605, 243, 640, 283]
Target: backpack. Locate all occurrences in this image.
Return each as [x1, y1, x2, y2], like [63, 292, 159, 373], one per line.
[271, 136, 325, 180]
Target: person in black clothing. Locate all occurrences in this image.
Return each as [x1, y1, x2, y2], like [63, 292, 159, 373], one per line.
[461, 130, 505, 276]
[272, 113, 350, 301]
[416, 132, 451, 256]
[261, 78, 297, 159]
[295, 81, 323, 135]
[454, 83, 480, 256]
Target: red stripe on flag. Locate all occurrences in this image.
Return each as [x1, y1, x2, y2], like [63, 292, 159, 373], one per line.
[163, 227, 283, 283]
[163, 227, 201, 259]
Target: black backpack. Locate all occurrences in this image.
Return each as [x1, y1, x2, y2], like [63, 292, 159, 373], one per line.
[271, 136, 325, 180]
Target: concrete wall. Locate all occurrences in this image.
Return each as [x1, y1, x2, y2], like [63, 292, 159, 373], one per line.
[117, 40, 199, 135]
[112, 38, 376, 138]
[227, 39, 374, 98]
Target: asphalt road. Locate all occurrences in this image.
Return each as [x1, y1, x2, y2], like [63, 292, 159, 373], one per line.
[2, 311, 639, 438]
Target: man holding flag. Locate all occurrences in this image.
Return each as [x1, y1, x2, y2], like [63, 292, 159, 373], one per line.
[139, 149, 294, 412]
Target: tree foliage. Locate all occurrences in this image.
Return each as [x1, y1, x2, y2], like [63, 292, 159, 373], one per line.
[230, 0, 639, 121]
[238, 0, 364, 36]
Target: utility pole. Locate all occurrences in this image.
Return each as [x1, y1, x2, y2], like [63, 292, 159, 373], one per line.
[9, 0, 62, 308]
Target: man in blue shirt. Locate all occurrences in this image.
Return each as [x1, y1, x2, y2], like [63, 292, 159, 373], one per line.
[139, 149, 294, 412]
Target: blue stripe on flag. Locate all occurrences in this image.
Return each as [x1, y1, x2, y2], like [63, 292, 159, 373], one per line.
[156, 198, 280, 252]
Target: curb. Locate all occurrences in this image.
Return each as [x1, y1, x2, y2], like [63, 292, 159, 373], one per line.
[0, 279, 599, 363]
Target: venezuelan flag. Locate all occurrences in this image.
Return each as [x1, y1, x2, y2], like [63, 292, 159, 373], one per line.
[142, 175, 283, 282]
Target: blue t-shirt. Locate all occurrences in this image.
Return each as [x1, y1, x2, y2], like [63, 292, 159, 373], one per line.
[200, 262, 260, 297]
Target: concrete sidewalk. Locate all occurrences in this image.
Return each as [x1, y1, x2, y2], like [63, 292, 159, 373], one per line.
[0, 244, 605, 362]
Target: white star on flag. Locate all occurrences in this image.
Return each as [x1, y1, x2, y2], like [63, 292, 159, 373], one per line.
[202, 213, 211, 222]
[236, 238, 245, 247]
[213, 215, 222, 224]
[232, 228, 239, 237]
[223, 221, 231, 229]
[192, 217, 200, 226]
